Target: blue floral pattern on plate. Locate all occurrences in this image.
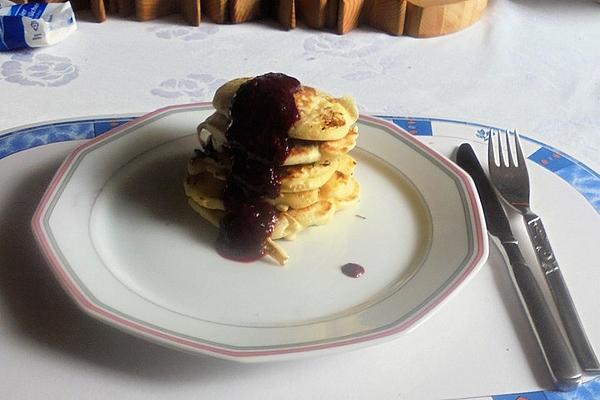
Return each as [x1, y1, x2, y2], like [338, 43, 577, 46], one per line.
[1, 114, 598, 400]
[379, 117, 600, 215]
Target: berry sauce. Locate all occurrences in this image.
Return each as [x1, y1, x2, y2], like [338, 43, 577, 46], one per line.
[216, 73, 301, 262]
[341, 263, 365, 278]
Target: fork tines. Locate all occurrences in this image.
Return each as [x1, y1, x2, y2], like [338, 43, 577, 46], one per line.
[488, 129, 526, 169]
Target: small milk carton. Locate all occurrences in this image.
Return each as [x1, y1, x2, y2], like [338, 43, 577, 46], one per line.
[0, 1, 77, 51]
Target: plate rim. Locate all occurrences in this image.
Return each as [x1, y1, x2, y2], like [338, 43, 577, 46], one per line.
[31, 102, 489, 361]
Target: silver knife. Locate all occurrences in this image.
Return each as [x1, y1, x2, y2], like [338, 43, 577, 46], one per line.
[456, 143, 582, 391]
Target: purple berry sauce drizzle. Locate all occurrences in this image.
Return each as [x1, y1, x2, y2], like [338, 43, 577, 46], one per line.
[215, 73, 301, 262]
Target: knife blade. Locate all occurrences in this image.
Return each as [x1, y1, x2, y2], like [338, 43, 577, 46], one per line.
[456, 143, 582, 391]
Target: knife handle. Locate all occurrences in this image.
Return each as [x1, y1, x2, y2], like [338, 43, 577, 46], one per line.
[524, 212, 600, 374]
[501, 240, 582, 391]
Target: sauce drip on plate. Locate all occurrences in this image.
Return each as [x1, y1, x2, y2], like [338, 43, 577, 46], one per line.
[216, 73, 301, 262]
[341, 263, 365, 278]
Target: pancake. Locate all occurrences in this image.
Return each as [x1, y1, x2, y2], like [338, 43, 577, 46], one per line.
[211, 78, 359, 141]
[184, 171, 225, 210]
[212, 77, 250, 116]
[280, 158, 339, 193]
[187, 151, 230, 179]
[186, 179, 360, 241]
[188, 149, 343, 194]
[187, 74, 361, 265]
[197, 112, 229, 151]
[198, 112, 358, 166]
[289, 87, 358, 141]
[185, 154, 359, 211]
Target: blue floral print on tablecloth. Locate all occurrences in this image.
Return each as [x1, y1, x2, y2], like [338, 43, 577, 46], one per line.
[147, 24, 218, 41]
[304, 34, 384, 59]
[303, 35, 396, 81]
[0, 51, 79, 87]
[151, 74, 226, 101]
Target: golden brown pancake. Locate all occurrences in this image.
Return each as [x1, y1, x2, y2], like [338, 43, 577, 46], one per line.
[185, 154, 358, 211]
[283, 125, 358, 165]
[186, 181, 360, 241]
[212, 77, 250, 116]
[289, 87, 358, 141]
[279, 158, 339, 193]
[186, 76, 361, 265]
[198, 112, 358, 166]
[211, 78, 359, 141]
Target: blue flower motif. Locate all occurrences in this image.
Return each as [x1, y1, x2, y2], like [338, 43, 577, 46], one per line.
[151, 74, 226, 101]
[476, 129, 490, 141]
[147, 25, 218, 41]
[0, 52, 79, 87]
[304, 34, 383, 58]
[476, 128, 514, 141]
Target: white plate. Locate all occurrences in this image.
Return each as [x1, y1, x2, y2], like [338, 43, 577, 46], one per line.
[31, 103, 488, 362]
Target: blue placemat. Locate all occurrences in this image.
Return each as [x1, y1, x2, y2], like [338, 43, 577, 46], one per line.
[1, 114, 598, 399]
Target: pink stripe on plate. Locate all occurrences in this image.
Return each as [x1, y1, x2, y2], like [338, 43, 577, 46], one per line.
[31, 107, 487, 359]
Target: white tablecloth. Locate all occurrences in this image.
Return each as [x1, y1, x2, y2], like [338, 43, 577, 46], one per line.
[1, 1, 599, 399]
[1, 0, 599, 172]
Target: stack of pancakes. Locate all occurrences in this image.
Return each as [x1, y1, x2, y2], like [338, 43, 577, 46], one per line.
[184, 77, 361, 265]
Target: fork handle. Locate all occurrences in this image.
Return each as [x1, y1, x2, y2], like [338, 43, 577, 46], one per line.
[524, 212, 600, 374]
[500, 240, 581, 390]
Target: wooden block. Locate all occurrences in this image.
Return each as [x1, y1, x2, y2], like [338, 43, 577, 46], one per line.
[180, 0, 201, 25]
[26, 0, 485, 38]
[404, 0, 487, 38]
[117, 0, 135, 16]
[135, 0, 178, 21]
[325, 0, 338, 28]
[229, 0, 264, 23]
[363, 0, 406, 35]
[337, 0, 364, 34]
[90, 0, 107, 21]
[297, 0, 327, 29]
[278, 0, 296, 30]
[70, 0, 91, 10]
[108, 0, 119, 13]
[203, 0, 229, 23]
[297, 0, 337, 29]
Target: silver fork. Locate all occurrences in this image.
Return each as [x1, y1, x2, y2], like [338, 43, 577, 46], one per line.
[488, 130, 600, 374]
